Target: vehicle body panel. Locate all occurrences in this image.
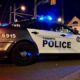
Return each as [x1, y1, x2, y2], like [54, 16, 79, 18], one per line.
[28, 28, 80, 53]
[0, 27, 34, 53]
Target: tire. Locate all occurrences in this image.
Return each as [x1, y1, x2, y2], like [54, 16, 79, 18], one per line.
[10, 42, 38, 65]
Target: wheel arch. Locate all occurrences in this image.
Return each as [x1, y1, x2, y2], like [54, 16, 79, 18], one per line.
[8, 40, 39, 56]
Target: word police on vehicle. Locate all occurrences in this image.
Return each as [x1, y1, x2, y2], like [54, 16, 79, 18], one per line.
[43, 40, 71, 48]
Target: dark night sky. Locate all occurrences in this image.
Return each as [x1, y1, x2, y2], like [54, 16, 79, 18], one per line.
[63, 0, 80, 22]
[0, 0, 80, 23]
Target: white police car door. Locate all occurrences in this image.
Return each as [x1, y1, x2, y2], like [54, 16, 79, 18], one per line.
[28, 24, 80, 54]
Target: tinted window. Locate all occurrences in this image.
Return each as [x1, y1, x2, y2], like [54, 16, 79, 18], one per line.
[28, 21, 51, 30]
[10, 19, 75, 34]
[50, 23, 74, 34]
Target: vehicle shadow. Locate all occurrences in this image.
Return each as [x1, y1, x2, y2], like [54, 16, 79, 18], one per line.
[0, 54, 80, 65]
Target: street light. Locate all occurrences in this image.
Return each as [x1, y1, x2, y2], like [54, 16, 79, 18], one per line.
[57, 17, 62, 23]
[9, 5, 26, 23]
[57, 17, 64, 23]
[14, 5, 26, 11]
[14, 5, 26, 22]
[20, 5, 26, 11]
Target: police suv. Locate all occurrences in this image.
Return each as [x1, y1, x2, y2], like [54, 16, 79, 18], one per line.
[0, 19, 80, 64]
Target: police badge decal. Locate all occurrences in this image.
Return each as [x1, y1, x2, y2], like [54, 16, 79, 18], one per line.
[76, 36, 80, 42]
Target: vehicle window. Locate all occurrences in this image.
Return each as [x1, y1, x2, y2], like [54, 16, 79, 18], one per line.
[27, 21, 50, 30]
[9, 19, 76, 34]
[50, 23, 74, 34]
[11, 20, 48, 30]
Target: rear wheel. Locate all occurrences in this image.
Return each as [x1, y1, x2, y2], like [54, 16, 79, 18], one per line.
[9, 42, 38, 65]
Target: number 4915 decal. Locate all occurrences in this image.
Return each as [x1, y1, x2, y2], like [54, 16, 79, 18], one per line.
[1, 33, 16, 39]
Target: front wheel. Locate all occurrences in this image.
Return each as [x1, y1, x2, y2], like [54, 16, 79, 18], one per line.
[10, 42, 38, 65]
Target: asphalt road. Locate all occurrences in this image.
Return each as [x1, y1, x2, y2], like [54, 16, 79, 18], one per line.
[0, 58, 80, 80]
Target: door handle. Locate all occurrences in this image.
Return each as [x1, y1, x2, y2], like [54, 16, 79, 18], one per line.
[60, 34, 66, 37]
[31, 31, 39, 35]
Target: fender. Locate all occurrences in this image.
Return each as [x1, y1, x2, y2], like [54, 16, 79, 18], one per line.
[2, 28, 39, 54]
[7, 40, 39, 54]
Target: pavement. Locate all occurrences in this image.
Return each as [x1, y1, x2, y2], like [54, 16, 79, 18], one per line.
[61, 70, 80, 80]
[0, 60, 80, 80]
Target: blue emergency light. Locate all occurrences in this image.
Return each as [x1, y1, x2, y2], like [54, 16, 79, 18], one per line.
[38, 16, 44, 21]
[38, 16, 53, 21]
[46, 16, 53, 21]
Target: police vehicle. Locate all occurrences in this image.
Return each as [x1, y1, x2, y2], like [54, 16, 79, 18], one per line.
[0, 19, 80, 64]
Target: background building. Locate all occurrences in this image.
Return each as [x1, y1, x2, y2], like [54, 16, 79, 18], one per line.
[67, 16, 80, 32]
